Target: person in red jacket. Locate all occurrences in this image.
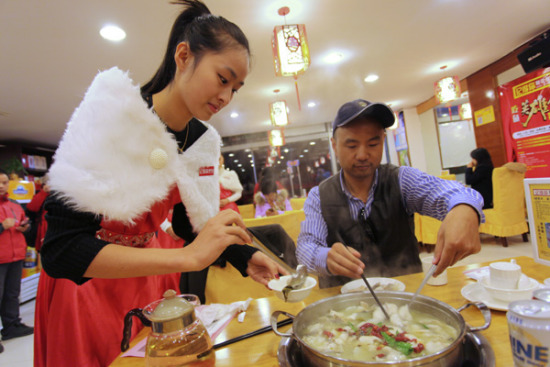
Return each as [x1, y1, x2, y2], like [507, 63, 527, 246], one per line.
[25, 175, 50, 252]
[0, 169, 34, 352]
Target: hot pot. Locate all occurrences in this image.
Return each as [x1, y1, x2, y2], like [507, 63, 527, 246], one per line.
[271, 291, 491, 367]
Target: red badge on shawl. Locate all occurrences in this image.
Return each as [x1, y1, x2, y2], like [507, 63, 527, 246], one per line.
[199, 166, 214, 176]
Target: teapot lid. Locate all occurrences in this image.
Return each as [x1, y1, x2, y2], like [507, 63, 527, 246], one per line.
[148, 289, 194, 322]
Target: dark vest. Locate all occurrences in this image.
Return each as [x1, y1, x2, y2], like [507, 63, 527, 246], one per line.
[318, 164, 421, 288]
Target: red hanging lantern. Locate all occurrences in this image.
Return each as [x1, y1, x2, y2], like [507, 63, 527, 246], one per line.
[269, 100, 289, 126]
[434, 76, 461, 104]
[272, 6, 310, 110]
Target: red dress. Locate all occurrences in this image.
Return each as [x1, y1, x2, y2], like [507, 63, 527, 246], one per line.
[219, 183, 239, 212]
[34, 186, 183, 367]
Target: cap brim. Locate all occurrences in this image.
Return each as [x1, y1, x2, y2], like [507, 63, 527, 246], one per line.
[339, 103, 395, 129]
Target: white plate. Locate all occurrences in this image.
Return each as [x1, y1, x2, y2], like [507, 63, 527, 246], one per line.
[461, 283, 511, 311]
[341, 277, 406, 294]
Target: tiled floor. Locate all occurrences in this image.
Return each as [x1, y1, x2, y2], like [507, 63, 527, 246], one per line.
[1, 234, 535, 367]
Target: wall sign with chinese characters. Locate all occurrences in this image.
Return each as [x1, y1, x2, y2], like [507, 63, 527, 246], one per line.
[499, 68, 550, 178]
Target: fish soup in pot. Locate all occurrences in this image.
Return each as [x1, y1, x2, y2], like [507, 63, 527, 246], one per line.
[271, 292, 490, 367]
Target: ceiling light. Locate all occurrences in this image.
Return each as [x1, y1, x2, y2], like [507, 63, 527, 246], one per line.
[229, 153, 234, 157]
[324, 52, 344, 64]
[234, 159, 239, 163]
[307, 102, 316, 108]
[303, 149, 309, 153]
[299, 154, 304, 158]
[309, 142, 316, 145]
[364, 74, 379, 83]
[284, 148, 289, 153]
[100, 25, 126, 42]
[230, 112, 239, 118]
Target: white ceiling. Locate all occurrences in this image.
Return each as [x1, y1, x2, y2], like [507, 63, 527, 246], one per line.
[1, 0, 549, 147]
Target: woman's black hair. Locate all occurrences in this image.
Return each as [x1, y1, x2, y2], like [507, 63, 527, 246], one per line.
[141, 0, 250, 95]
[260, 179, 278, 196]
[470, 147, 493, 167]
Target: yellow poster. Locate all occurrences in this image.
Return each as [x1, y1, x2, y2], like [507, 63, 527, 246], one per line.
[525, 178, 550, 265]
[473, 105, 495, 127]
[8, 180, 35, 203]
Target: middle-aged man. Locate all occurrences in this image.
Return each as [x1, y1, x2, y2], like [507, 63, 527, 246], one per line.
[296, 99, 483, 288]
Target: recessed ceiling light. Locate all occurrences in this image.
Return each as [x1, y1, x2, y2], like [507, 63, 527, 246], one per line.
[230, 112, 239, 118]
[309, 142, 316, 145]
[229, 153, 234, 157]
[307, 102, 316, 108]
[364, 74, 379, 83]
[100, 24, 126, 42]
[324, 52, 344, 64]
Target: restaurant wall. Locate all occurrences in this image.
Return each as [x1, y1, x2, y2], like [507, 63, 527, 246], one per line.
[418, 109, 443, 176]
[402, 108, 427, 173]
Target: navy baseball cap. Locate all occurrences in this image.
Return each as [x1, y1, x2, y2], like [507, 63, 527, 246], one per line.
[332, 99, 395, 134]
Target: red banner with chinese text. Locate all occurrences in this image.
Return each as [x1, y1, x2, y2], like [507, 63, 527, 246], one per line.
[498, 68, 550, 178]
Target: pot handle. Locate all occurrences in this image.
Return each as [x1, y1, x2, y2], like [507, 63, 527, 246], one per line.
[271, 310, 295, 337]
[121, 308, 152, 352]
[456, 302, 491, 332]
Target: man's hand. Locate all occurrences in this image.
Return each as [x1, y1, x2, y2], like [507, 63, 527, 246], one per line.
[246, 251, 290, 286]
[433, 204, 481, 276]
[326, 242, 365, 279]
[16, 219, 30, 233]
[2, 217, 16, 230]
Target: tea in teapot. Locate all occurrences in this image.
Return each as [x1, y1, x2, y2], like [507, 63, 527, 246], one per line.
[122, 290, 214, 366]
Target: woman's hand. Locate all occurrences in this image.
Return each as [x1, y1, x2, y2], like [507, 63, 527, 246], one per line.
[246, 251, 290, 286]
[219, 198, 230, 208]
[185, 210, 251, 271]
[265, 208, 277, 217]
[166, 226, 181, 241]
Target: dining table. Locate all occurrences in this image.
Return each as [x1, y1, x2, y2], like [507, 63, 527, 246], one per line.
[110, 256, 550, 366]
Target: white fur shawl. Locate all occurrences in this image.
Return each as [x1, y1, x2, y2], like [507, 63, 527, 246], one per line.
[48, 67, 220, 231]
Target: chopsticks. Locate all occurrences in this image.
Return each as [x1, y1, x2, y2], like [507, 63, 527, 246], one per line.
[343, 245, 390, 320]
[213, 318, 293, 349]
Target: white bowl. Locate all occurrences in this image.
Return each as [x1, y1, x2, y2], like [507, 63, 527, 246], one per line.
[268, 275, 317, 303]
[480, 274, 539, 302]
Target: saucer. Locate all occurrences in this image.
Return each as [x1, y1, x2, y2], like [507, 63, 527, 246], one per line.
[461, 283, 510, 311]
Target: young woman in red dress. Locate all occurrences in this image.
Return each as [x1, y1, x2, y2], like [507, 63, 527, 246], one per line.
[34, 2, 286, 366]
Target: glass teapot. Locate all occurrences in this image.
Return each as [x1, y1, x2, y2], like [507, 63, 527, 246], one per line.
[121, 289, 214, 366]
